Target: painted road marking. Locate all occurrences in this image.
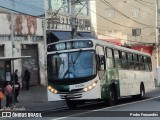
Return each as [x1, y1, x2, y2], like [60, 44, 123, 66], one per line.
[53, 95, 160, 120]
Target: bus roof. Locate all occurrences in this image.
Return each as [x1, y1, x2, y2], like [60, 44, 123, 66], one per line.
[47, 39, 151, 57]
[93, 39, 151, 57]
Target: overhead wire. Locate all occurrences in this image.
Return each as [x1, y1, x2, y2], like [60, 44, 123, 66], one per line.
[134, 0, 155, 11]
[101, 0, 154, 28]
[138, 0, 155, 4]
[92, 29, 152, 45]
[79, 2, 135, 28]
[75, 1, 88, 17]
[0, 5, 42, 17]
[126, 2, 155, 16]
[90, 23, 154, 45]
[8, 0, 44, 12]
[6, 0, 156, 42]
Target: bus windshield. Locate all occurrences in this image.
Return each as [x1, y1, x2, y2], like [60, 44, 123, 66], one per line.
[47, 50, 96, 80]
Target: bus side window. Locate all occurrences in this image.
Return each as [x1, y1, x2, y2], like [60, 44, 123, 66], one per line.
[106, 48, 114, 68]
[128, 53, 134, 70]
[144, 56, 149, 71]
[148, 57, 152, 71]
[139, 55, 145, 70]
[114, 50, 122, 68]
[122, 52, 129, 69]
[133, 54, 139, 70]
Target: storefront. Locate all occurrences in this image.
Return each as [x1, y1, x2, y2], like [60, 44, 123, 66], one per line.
[47, 30, 95, 44]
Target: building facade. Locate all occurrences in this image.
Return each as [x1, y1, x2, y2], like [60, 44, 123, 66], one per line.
[0, 13, 46, 87]
[44, 0, 95, 39]
[92, 0, 159, 84]
[0, 0, 95, 88]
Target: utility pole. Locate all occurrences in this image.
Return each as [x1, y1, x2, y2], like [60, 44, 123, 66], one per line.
[71, 0, 88, 38]
[11, 0, 15, 105]
[71, 0, 77, 39]
[156, 0, 160, 86]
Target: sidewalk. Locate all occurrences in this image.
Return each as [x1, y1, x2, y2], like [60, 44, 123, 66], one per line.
[1, 85, 67, 111]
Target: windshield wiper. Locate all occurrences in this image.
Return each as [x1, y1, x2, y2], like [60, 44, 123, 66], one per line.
[73, 49, 82, 64]
[63, 50, 82, 78]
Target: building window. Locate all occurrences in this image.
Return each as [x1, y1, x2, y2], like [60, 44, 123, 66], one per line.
[75, 1, 89, 16]
[106, 8, 115, 18]
[31, 36, 43, 41]
[131, 9, 140, 18]
[0, 36, 10, 41]
[132, 29, 141, 36]
[14, 36, 28, 41]
[48, 0, 69, 13]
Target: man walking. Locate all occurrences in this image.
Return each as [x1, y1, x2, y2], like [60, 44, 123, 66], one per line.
[14, 69, 20, 102]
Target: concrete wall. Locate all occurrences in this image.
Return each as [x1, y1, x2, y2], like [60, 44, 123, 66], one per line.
[0, 12, 46, 87]
[0, 39, 46, 87]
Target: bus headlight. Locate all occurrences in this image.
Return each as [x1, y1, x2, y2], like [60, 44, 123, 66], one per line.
[48, 86, 58, 94]
[83, 80, 98, 92]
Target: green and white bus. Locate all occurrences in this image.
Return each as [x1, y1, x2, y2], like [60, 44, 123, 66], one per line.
[47, 39, 155, 108]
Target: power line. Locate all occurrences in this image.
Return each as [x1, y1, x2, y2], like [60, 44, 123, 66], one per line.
[101, 0, 154, 28]
[92, 30, 153, 45]
[80, 2, 135, 28]
[126, 2, 155, 16]
[0, 5, 42, 17]
[134, 0, 155, 11]
[138, 0, 155, 5]
[76, 1, 88, 17]
[8, 0, 44, 12]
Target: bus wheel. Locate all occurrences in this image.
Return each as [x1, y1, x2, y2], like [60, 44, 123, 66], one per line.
[108, 87, 117, 106]
[66, 100, 77, 109]
[138, 85, 145, 100]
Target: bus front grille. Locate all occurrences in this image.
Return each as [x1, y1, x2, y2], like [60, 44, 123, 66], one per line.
[60, 94, 82, 99]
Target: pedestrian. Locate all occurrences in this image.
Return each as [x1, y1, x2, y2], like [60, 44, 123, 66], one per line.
[0, 88, 4, 108]
[14, 69, 20, 103]
[23, 69, 30, 90]
[4, 82, 13, 107]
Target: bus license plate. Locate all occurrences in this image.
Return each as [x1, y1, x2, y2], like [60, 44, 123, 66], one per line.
[66, 94, 74, 98]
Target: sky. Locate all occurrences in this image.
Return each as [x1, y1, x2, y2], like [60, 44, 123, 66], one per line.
[0, 0, 44, 16]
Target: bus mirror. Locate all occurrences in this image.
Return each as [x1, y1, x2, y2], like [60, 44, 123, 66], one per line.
[96, 55, 105, 70]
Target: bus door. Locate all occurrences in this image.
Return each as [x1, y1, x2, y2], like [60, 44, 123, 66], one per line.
[96, 46, 106, 80]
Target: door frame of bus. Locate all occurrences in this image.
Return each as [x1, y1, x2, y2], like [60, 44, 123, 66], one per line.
[0, 56, 31, 107]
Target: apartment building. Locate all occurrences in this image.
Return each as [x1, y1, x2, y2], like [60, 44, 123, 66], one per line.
[92, 0, 159, 83]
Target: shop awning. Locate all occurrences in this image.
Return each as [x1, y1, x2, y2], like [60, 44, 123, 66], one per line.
[52, 31, 95, 40]
[130, 46, 154, 55]
[47, 31, 95, 44]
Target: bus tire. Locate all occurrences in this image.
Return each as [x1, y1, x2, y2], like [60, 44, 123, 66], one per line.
[66, 100, 77, 109]
[108, 87, 117, 106]
[138, 84, 145, 100]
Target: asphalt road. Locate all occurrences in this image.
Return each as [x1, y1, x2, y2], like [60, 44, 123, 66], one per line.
[2, 87, 160, 120]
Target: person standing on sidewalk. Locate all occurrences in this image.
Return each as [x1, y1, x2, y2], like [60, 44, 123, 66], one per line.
[14, 69, 20, 103]
[23, 69, 30, 90]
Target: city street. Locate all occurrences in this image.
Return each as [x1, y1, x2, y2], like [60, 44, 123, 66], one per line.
[1, 87, 160, 120]
[0, 0, 160, 120]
